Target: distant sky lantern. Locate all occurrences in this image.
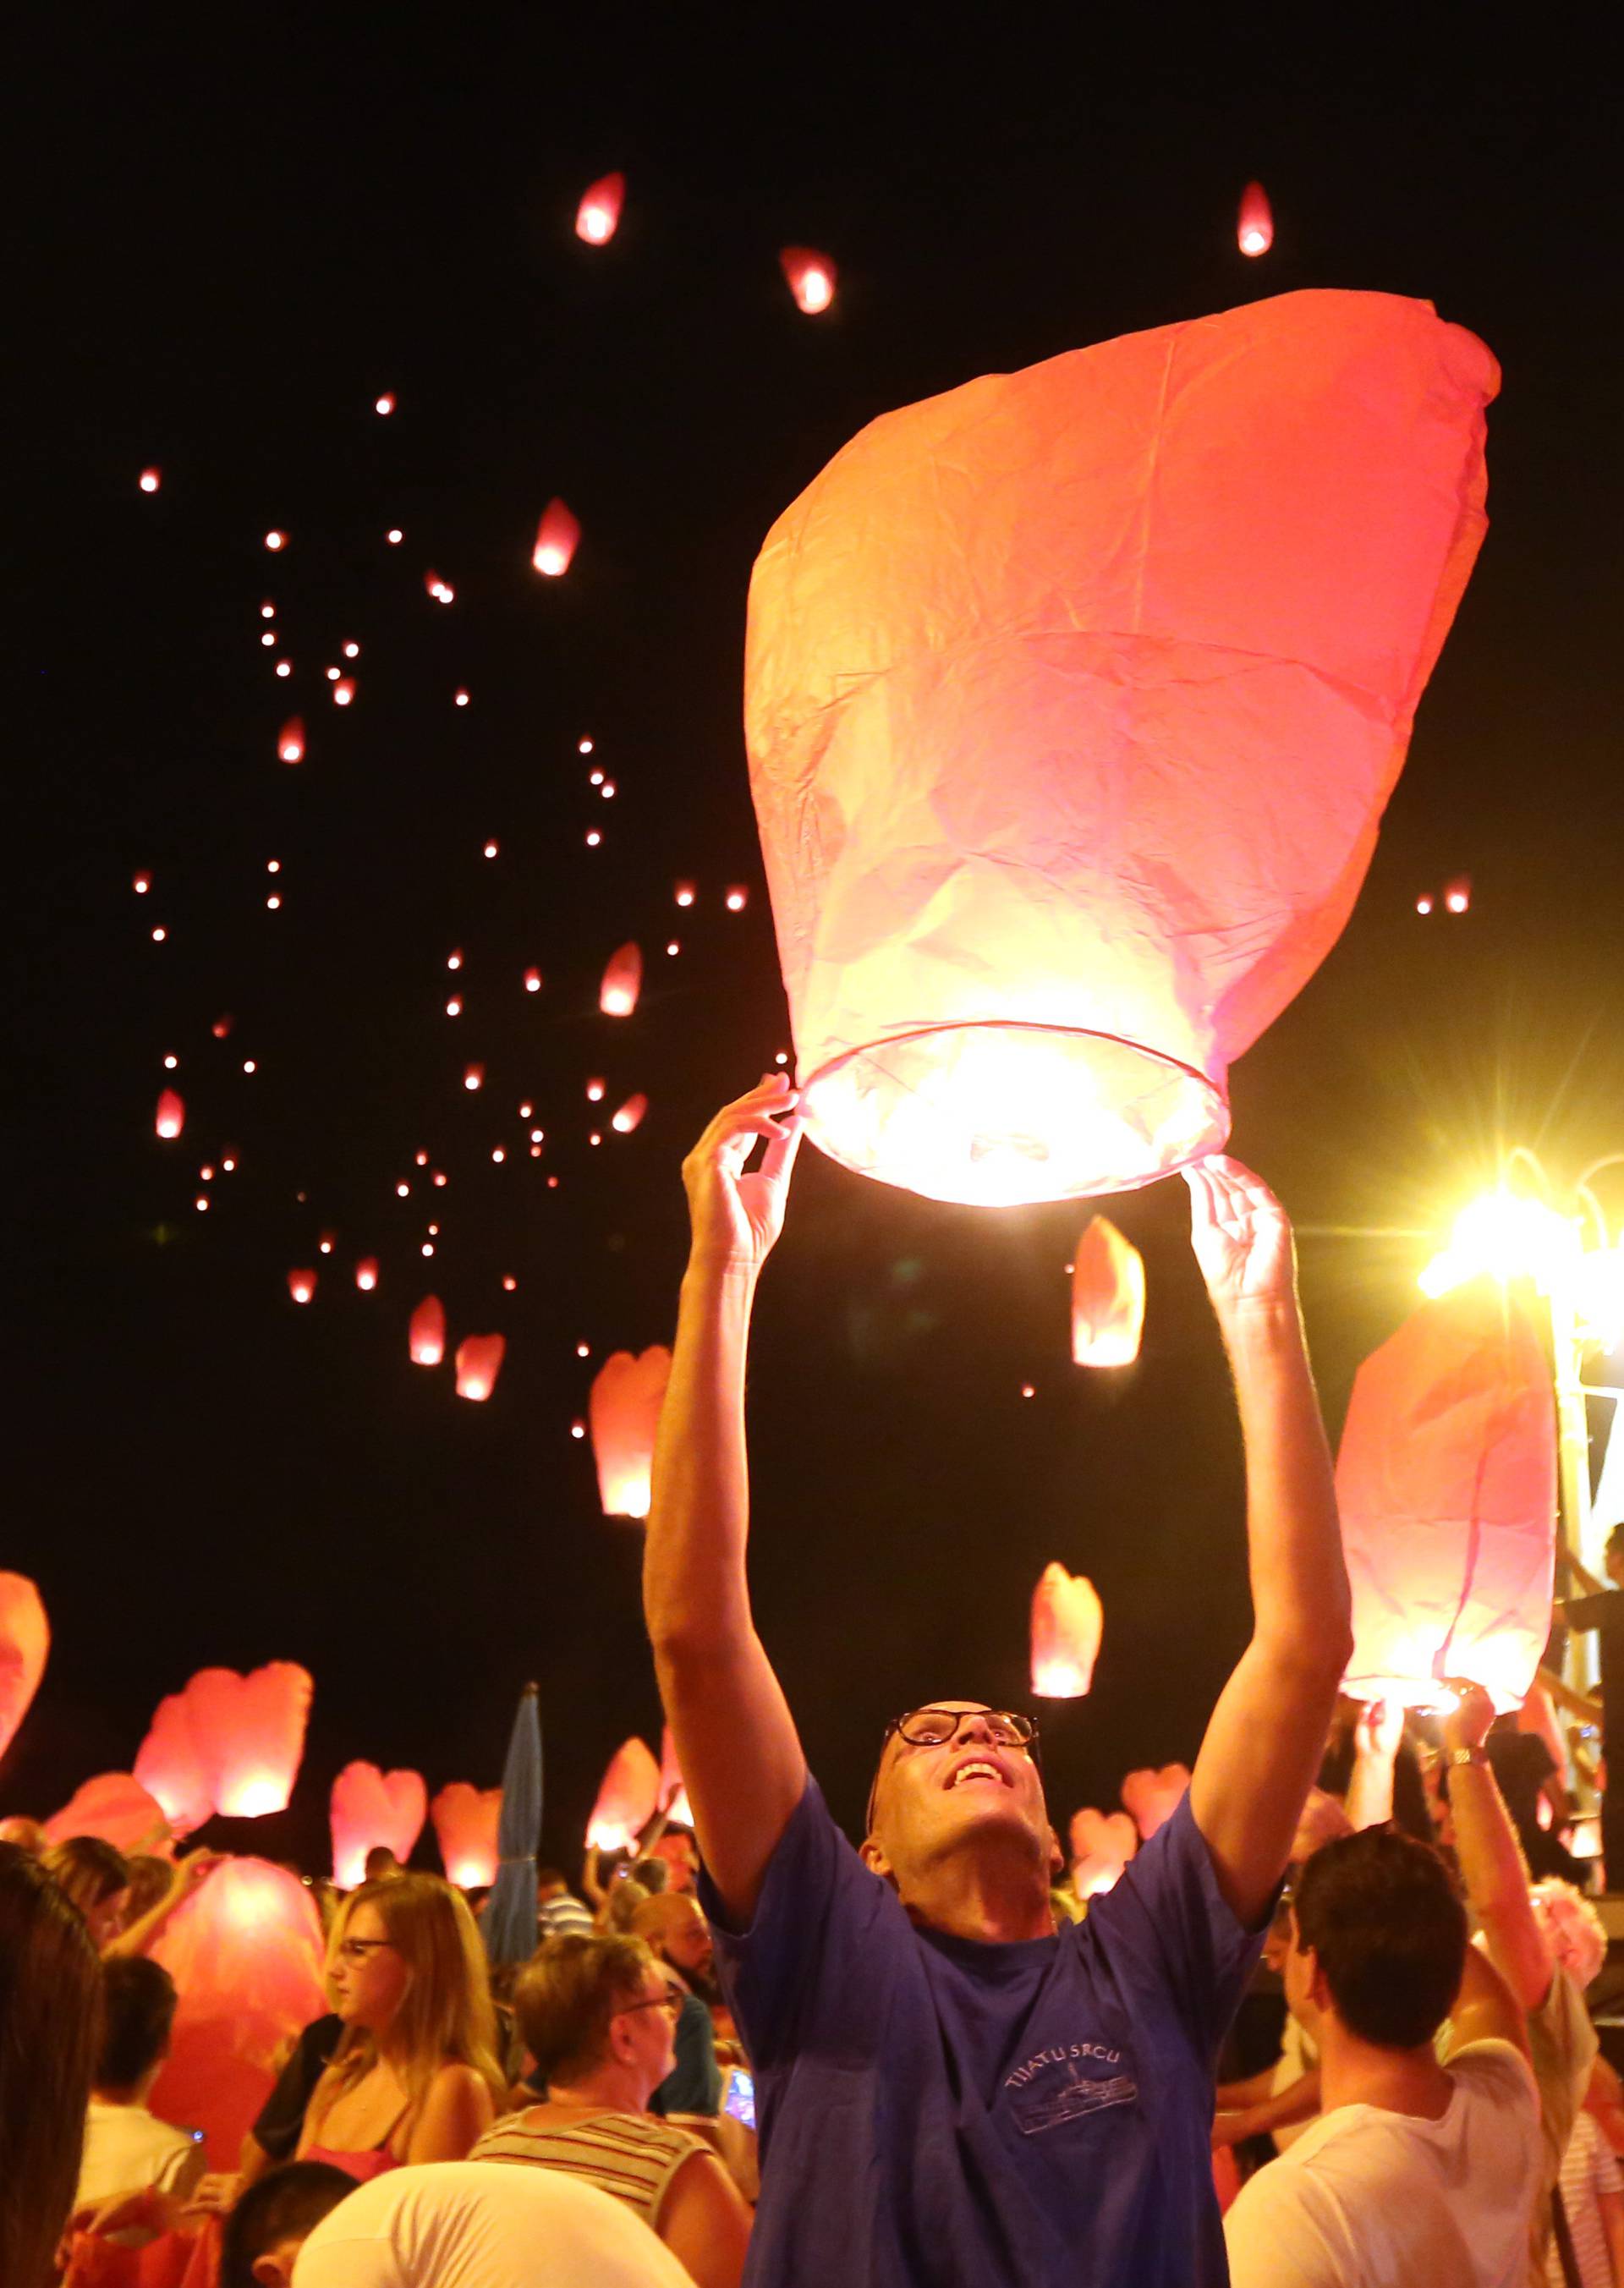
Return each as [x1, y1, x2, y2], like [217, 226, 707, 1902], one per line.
[318, 1232, 335, 1254]
[454, 689, 469, 707]
[330, 1763, 428, 1889]
[387, 527, 403, 545]
[725, 886, 749, 912]
[1121, 1763, 1191, 1841]
[409, 1295, 445, 1365]
[1071, 1215, 1146, 1366]
[264, 529, 286, 551]
[355, 1258, 379, 1292]
[483, 839, 499, 859]
[464, 1064, 484, 1090]
[156, 1088, 185, 1139]
[1444, 875, 1472, 914]
[288, 1269, 315, 1303]
[275, 659, 292, 677]
[1029, 1562, 1104, 1698]
[447, 950, 463, 970]
[446, 997, 462, 1017]
[430, 1782, 502, 1889]
[745, 291, 1497, 1206]
[139, 467, 161, 492]
[585, 1078, 605, 1102]
[332, 678, 355, 707]
[532, 498, 582, 578]
[584, 830, 601, 848]
[589, 1345, 672, 1519]
[575, 171, 626, 245]
[612, 1093, 648, 1134]
[780, 247, 837, 314]
[343, 641, 359, 659]
[579, 737, 595, 754]
[675, 881, 695, 907]
[1237, 181, 1274, 256]
[425, 571, 453, 603]
[524, 967, 542, 992]
[277, 717, 304, 764]
[455, 1333, 506, 1402]
[1416, 893, 1435, 915]
[261, 603, 275, 619]
[212, 1014, 233, 1037]
[375, 392, 396, 414]
[133, 872, 151, 892]
[600, 941, 643, 1017]
[1069, 1808, 1138, 1899]
[586, 1737, 661, 1852]
[0, 1573, 48, 1765]
[1340, 1277, 1556, 1712]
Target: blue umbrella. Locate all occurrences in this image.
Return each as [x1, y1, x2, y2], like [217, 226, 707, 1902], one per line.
[483, 1682, 543, 1967]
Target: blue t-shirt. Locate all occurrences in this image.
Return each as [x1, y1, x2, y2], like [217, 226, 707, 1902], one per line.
[700, 1778, 1261, 2288]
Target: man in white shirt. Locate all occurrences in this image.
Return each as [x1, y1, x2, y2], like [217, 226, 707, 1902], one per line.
[1225, 1824, 1540, 2288]
[75, 1957, 205, 2221]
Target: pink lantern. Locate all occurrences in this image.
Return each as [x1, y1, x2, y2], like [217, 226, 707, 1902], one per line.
[1340, 1278, 1556, 1712]
[575, 171, 626, 245]
[430, 1781, 502, 1888]
[780, 247, 837, 314]
[1071, 1216, 1145, 1367]
[139, 466, 162, 493]
[288, 1269, 315, 1304]
[744, 291, 1496, 1205]
[587, 1737, 661, 1852]
[0, 1573, 48, 1764]
[1237, 181, 1274, 256]
[589, 1345, 672, 1518]
[133, 1695, 212, 1839]
[136, 1663, 312, 1829]
[355, 1257, 379, 1292]
[657, 1726, 693, 1830]
[277, 717, 304, 765]
[1444, 874, 1472, 914]
[455, 1333, 506, 1402]
[611, 1093, 647, 1135]
[1121, 1764, 1191, 1841]
[42, 1774, 172, 1854]
[155, 1089, 185, 1140]
[1068, 1807, 1138, 1898]
[150, 1858, 326, 2167]
[1029, 1563, 1103, 1698]
[600, 941, 643, 1017]
[331, 1762, 428, 1888]
[409, 1294, 446, 1367]
[532, 499, 581, 578]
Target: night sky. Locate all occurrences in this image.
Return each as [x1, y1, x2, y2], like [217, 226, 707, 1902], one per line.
[9, 21, 1624, 1879]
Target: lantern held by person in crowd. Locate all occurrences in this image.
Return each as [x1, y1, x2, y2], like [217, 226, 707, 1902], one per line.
[1339, 1276, 1556, 1712]
[744, 290, 1497, 1205]
[532, 499, 581, 578]
[600, 941, 643, 1017]
[431, 1782, 502, 1890]
[42, 1775, 172, 1854]
[586, 1737, 661, 1853]
[1121, 1764, 1191, 1841]
[1068, 1808, 1138, 1899]
[589, 1345, 672, 1518]
[1029, 1564, 1103, 1698]
[331, 1762, 429, 1888]
[575, 172, 625, 245]
[1071, 1217, 1146, 1367]
[455, 1333, 506, 1402]
[0, 1572, 47, 1764]
[409, 1294, 446, 1366]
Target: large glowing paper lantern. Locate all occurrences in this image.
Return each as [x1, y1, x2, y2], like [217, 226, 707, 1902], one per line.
[1071, 1216, 1145, 1367]
[455, 1333, 506, 1402]
[43, 1774, 172, 1853]
[576, 172, 625, 244]
[1121, 1764, 1191, 1841]
[1029, 1563, 1103, 1698]
[589, 1345, 672, 1518]
[780, 248, 836, 314]
[150, 1859, 326, 2167]
[133, 1697, 213, 1840]
[136, 1663, 312, 1830]
[331, 1762, 428, 1888]
[1339, 1278, 1556, 1713]
[587, 1737, 661, 1852]
[744, 291, 1497, 1205]
[1068, 1807, 1138, 1899]
[600, 941, 643, 1016]
[156, 1089, 185, 1140]
[431, 1782, 502, 1888]
[409, 1294, 446, 1366]
[1237, 181, 1274, 256]
[0, 1572, 48, 1764]
[532, 499, 581, 578]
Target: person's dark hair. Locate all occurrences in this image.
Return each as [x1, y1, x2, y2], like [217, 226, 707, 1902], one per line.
[535, 1866, 567, 1893]
[123, 1853, 174, 1922]
[221, 2162, 354, 2288]
[1293, 1827, 1467, 2049]
[629, 1856, 668, 1895]
[0, 1841, 102, 2288]
[96, 1956, 178, 2091]
[1607, 1522, 1624, 1559]
[363, 1845, 401, 1880]
[41, 1835, 129, 1919]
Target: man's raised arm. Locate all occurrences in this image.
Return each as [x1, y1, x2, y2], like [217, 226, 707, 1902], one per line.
[1185, 1160, 1353, 1929]
[645, 1076, 808, 1925]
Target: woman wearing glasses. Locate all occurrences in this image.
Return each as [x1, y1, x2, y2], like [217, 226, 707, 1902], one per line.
[472, 1930, 751, 2288]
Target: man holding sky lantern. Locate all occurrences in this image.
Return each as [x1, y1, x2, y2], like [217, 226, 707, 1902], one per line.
[644, 1073, 1353, 2286]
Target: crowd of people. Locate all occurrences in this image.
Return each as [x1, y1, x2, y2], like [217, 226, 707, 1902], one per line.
[4, 1078, 1622, 2286]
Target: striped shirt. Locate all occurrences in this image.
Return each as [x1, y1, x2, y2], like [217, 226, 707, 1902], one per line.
[1544, 2110, 1623, 2288]
[469, 2108, 709, 2230]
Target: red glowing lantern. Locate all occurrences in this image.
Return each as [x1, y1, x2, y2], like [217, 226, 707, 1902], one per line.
[600, 941, 643, 1017]
[155, 1089, 185, 1140]
[744, 292, 1497, 1205]
[136, 1664, 313, 1830]
[589, 1345, 672, 1518]
[288, 1269, 315, 1304]
[132, 1695, 212, 1840]
[1237, 181, 1274, 257]
[331, 1762, 427, 1888]
[575, 171, 625, 245]
[780, 247, 837, 314]
[1121, 1764, 1191, 1841]
[586, 1737, 661, 1852]
[1444, 874, 1472, 914]
[1029, 1563, 1103, 1698]
[455, 1333, 507, 1402]
[464, 1063, 484, 1092]
[149, 1858, 326, 2167]
[532, 498, 581, 578]
[355, 1257, 379, 1292]
[1068, 1807, 1138, 1899]
[1339, 1278, 1556, 1712]
[430, 1781, 502, 1889]
[42, 1774, 171, 1854]
[277, 717, 304, 765]
[139, 467, 162, 493]
[1071, 1216, 1145, 1367]
[409, 1294, 446, 1366]
[0, 1573, 48, 1764]
[424, 570, 453, 604]
[657, 1725, 693, 1830]
[611, 1093, 647, 1135]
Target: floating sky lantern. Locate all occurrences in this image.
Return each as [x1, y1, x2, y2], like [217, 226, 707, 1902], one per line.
[611, 1093, 648, 1135]
[455, 1333, 506, 1402]
[1121, 1763, 1191, 1841]
[532, 498, 582, 578]
[132, 1695, 211, 1837]
[375, 392, 396, 415]
[589, 1345, 672, 1519]
[42, 1774, 171, 1854]
[331, 1762, 428, 1888]
[0, 1573, 48, 1765]
[524, 966, 542, 992]
[744, 291, 1497, 1205]
[430, 1782, 502, 1889]
[355, 1258, 379, 1292]
[1416, 893, 1435, 915]
[264, 529, 286, 551]
[332, 678, 355, 708]
[425, 570, 453, 603]
[1237, 181, 1274, 256]
[575, 171, 626, 245]
[1339, 1277, 1555, 1712]
[139, 467, 161, 492]
[1071, 1215, 1146, 1367]
[600, 941, 643, 1017]
[1029, 1563, 1104, 1698]
[780, 247, 837, 314]
[586, 1737, 661, 1852]
[155, 1089, 185, 1140]
[133, 872, 151, 893]
[136, 1662, 312, 1828]
[1068, 1807, 1138, 1899]
[277, 717, 304, 764]
[464, 1063, 484, 1091]
[1444, 875, 1472, 914]
[288, 1269, 315, 1304]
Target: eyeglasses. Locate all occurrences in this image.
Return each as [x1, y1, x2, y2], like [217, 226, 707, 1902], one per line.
[866, 1707, 1041, 1832]
[336, 1936, 399, 1964]
[615, 1991, 683, 2022]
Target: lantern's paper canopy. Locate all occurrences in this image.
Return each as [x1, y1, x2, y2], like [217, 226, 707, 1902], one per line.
[43, 1774, 172, 1854]
[1029, 1563, 1103, 1698]
[575, 171, 625, 245]
[1121, 1763, 1190, 1841]
[409, 1294, 446, 1366]
[587, 1737, 661, 1852]
[0, 1572, 48, 1765]
[430, 1781, 502, 1890]
[1339, 1278, 1556, 1713]
[150, 1858, 326, 2167]
[589, 1345, 672, 1519]
[1068, 1807, 1138, 1898]
[456, 1333, 506, 1402]
[600, 941, 643, 1017]
[745, 290, 1497, 1205]
[331, 1761, 428, 1887]
[1071, 1217, 1145, 1367]
[135, 1663, 311, 1833]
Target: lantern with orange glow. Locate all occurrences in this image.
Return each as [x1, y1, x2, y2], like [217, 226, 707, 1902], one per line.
[1071, 1216, 1145, 1367]
[330, 1762, 428, 1888]
[277, 717, 304, 765]
[132, 1695, 212, 1839]
[43, 1775, 171, 1854]
[1237, 182, 1274, 256]
[586, 1737, 661, 1852]
[409, 1295, 446, 1366]
[600, 942, 642, 1017]
[155, 1089, 185, 1140]
[745, 291, 1496, 1206]
[288, 1269, 315, 1304]
[1068, 1807, 1138, 1898]
[1029, 1563, 1103, 1698]
[589, 1346, 672, 1518]
[575, 172, 625, 245]
[1121, 1764, 1191, 1841]
[355, 1258, 379, 1292]
[0, 1573, 48, 1764]
[780, 248, 836, 314]
[1444, 875, 1472, 914]
[611, 1093, 647, 1135]
[430, 1782, 502, 1889]
[455, 1334, 506, 1402]
[136, 1663, 312, 1830]
[532, 500, 581, 578]
[1339, 1278, 1556, 1712]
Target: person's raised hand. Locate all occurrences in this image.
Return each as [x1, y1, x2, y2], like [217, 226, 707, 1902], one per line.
[681, 1075, 803, 1277]
[173, 1847, 225, 1898]
[1182, 1155, 1298, 1317]
[1353, 1698, 1404, 1766]
[1440, 1677, 1495, 1757]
